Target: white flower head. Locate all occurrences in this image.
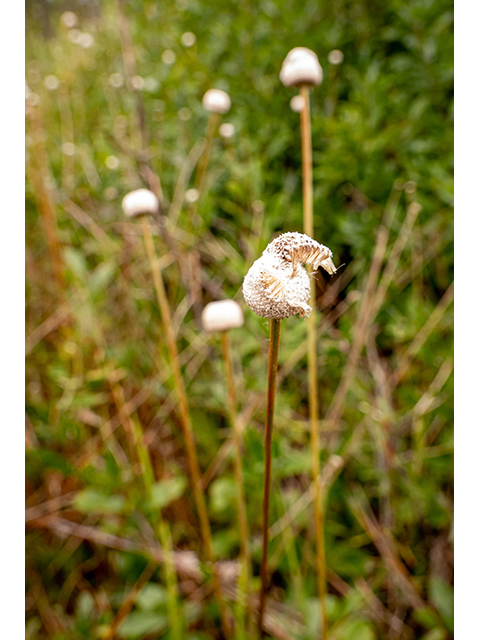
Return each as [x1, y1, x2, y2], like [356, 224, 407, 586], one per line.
[290, 95, 305, 113]
[122, 189, 160, 217]
[202, 300, 244, 332]
[202, 89, 231, 114]
[328, 49, 344, 65]
[60, 11, 78, 29]
[219, 122, 235, 138]
[280, 47, 323, 88]
[243, 232, 336, 319]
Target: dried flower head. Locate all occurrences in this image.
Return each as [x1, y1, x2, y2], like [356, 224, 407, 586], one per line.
[280, 47, 323, 88]
[202, 89, 231, 114]
[202, 300, 244, 332]
[243, 232, 336, 319]
[122, 189, 159, 218]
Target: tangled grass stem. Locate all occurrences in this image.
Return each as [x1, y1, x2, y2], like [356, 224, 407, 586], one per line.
[258, 318, 282, 636]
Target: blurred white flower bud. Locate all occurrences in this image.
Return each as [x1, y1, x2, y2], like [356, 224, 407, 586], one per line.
[290, 95, 305, 112]
[68, 29, 82, 44]
[129, 75, 144, 90]
[181, 32, 196, 47]
[44, 75, 60, 91]
[105, 156, 120, 170]
[202, 300, 244, 332]
[185, 188, 200, 203]
[202, 89, 231, 114]
[328, 49, 344, 65]
[280, 47, 323, 87]
[162, 50, 176, 64]
[219, 122, 235, 138]
[109, 73, 124, 88]
[122, 189, 160, 217]
[243, 232, 336, 319]
[78, 32, 94, 49]
[60, 11, 78, 29]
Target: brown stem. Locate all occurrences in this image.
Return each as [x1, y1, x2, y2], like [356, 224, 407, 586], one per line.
[141, 218, 231, 637]
[27, 106, 66, 300]
[299, 83, 328, 638]
[257, 318, 282, 635]
[194, 112, 219, 193]
[221, 331, 252, 632]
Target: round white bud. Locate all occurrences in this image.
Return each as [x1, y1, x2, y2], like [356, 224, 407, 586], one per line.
[328, 49, 344, 65]
[60, 11, 78, 29]
[202, 89, 231, 114]
[202, 300, 244, 332]
[185, 188, 200, 203]
[44, 75, 60, 91]
[219, 122, 235, 138]
[78, 32, 94, 49]
[162, 50, 176, 64]
[290, 95, 305, 112]
[181, 32, 196, 47]
[280, 47, 323, 87]
[122, 189, 160, 217]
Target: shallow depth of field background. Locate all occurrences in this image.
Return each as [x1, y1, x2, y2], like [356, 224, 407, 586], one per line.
[25, 1, 454, 639]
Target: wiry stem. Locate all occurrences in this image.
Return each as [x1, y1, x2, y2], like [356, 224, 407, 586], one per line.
[27, 105, 66, 300]
[141, 218, 231, 637]
[299, 83, 328, 638]
[258, 318, 282, 636]
[221, 331, 252, 636]
[195, 112, 219, 193]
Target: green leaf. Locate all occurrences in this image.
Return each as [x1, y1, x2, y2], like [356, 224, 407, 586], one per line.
[118, 611, 167, 638]
[136, 584, 167, 611]
[210, 478, 237, 515]
[429, 577, 453, 632]
[74, 489, 125, 514]
[148, 477, 187, 511]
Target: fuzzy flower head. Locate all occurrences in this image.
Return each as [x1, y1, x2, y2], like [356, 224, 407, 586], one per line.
[202, 300, 244, 332]
[280, 47, 323, 88]
[122, 189, 159, 218]
[243, 232, 337, 320]
[202, 89, 231, 114]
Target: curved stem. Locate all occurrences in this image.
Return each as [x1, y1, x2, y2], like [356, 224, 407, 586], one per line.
[257, 318, 282, 636]
[300, 83, 328, 639]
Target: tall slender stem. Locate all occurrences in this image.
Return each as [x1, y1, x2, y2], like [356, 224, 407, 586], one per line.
[221, 331, 252, 636]
[299, 83, 328, 639]
[258, 318, 282, 636]
[195, 112, 219, 193]
[141, 218, 231, 637]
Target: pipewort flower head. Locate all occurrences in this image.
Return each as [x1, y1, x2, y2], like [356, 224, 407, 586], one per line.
[201, 300, 244, 333]
[122, 189, 159, 218]
[280, 47, 323, 88]
[202, 89, 231, 114]
[243, 232, 336, 320]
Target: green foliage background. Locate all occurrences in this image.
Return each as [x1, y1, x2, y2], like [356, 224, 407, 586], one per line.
[26, 0, 453, 638]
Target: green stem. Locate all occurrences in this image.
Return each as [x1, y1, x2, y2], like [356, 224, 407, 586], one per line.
[257, 318, 282, 636]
